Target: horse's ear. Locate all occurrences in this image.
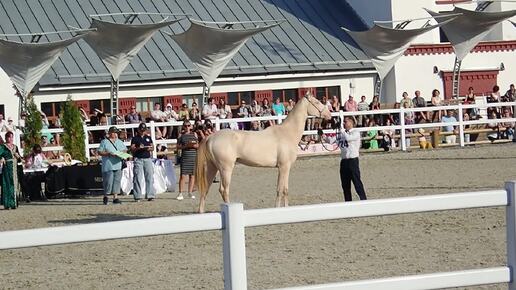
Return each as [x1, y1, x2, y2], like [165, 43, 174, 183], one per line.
[304, 92, 311, 99]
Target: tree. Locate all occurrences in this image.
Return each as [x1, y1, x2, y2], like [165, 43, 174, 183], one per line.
[22, 95, 43, 156]
[61, 95, 87, 162]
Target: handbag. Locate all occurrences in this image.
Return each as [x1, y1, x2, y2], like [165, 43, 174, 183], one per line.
[107, 138, 127, 169]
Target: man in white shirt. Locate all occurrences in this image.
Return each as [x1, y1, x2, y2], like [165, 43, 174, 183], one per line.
[337, 117, 367, 202]
[151, 103, 167, 138]
[202, 97, 219, 120]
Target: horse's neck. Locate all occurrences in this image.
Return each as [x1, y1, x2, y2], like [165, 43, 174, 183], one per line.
[280, 99, 308, 142]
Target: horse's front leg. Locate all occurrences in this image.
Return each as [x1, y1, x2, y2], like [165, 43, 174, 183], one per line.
[276, 165, 291, 207]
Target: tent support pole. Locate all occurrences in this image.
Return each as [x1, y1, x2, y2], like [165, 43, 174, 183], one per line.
[110, 77, 119, 125]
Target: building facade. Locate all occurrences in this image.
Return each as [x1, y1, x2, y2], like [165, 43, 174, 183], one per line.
[0, 0, 514, 124]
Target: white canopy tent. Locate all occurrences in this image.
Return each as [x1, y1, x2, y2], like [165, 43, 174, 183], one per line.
[83, 17, 180, 81]
[425, 7, 516, 61]
[166, 18, 282, 95]
[342, 23, 446, 81]
[0, 33, 87, 99]
[82, 16, 180, 119]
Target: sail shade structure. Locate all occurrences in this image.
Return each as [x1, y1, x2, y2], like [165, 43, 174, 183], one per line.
[0, 34, 87, 97]
[426, 7, 516, 61]
[166, 19, 281, 89]
[84, 18, 179, 81]
[342, 22, 447, 80]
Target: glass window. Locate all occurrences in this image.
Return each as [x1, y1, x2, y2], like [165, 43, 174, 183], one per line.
[239, 91, 254, 104]
[316, 87, 327, 99]
[149, 97, 162, 111]
[328, 86, 340, 98]
[136, 98, 148, 112]
[273, 90, 283, 102]
[90, 100, 102, 115]
[284, 89, 297, 101]
[41, 103, 53, 116]
[184, 95, 202, 107]
[228, 92, 239, 105]
[102, 99, 111, 115]
[56, 102, 66, 116]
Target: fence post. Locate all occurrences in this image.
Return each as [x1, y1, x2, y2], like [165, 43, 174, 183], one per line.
[221, 203, 248, 290]
[150, 121, 157, 159]
[506, 181, 516, 290]
[400, 107, 406, 151]
[215, 117, 221, 131]
[458, 103, 465, 147]
[83, 124, 90, 161]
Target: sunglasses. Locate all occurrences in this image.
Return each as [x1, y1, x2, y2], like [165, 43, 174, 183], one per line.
[131, 107, 136, 109]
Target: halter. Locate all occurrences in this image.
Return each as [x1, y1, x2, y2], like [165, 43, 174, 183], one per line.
[304, 95, 324, 118]
[300, 95, 341, 152]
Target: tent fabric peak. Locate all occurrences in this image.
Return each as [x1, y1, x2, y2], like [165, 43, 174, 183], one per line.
[166, 18, 282, 89]
[342, 20, 450, 80]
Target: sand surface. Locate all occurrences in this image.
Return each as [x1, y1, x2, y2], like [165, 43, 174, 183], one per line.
[1, 144, 515, 289]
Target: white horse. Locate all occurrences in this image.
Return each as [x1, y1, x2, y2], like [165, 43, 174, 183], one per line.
[195, 93, 332, 213]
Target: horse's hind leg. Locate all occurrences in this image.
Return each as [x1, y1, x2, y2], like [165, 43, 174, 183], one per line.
[219, 164, 235, 203]
[199, 161, 218, 213]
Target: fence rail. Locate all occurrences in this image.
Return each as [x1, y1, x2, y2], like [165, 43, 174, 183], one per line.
[1, 181, 516, 289]
[14, 101, 516, 160]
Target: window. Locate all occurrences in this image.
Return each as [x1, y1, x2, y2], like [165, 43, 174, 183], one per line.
[284, 89, 297, 101]
[316, 87, 327, 99]
[41, 102, 53, 117]
[328, 86, 340, 98]
[272, 90, 284, 102]
[239, 91, 254, 104]
[228, 92, 239, 105]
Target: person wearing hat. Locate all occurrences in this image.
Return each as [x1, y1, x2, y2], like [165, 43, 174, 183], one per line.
[130, 122, 155, 202]
[98, 126, 128, 205]
[417, 128, 433, 149]
[337, 117, 367, 202]
[2, 117, 15, 132]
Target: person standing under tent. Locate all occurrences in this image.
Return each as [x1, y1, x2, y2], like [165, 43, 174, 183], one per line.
[98, 126, 127, 205]
[1, 131, 21, 209]
[336, 117, 367, 202]
[130, 123, 155, 202]
[175, 120, 199, 200]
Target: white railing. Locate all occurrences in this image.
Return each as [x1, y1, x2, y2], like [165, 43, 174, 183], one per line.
[16, 101, 516, 160]
[1, 181, 516, 290]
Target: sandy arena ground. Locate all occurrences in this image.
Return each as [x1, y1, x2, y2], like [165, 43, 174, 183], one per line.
[1, 144, 515, 289]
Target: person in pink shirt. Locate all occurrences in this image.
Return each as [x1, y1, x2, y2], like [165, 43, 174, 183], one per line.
[344, 95, 358, 112]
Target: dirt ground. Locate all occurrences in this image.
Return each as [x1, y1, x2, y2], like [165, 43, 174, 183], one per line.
[1, 144, 515, 289]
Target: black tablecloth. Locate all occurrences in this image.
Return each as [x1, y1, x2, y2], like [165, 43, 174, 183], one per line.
[23, 164, 104, 199]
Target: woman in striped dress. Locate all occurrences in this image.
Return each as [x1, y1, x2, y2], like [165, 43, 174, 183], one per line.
[176, 120, 199, 200]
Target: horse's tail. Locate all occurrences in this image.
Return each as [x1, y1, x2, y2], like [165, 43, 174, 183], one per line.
[196, 138, 210, 196]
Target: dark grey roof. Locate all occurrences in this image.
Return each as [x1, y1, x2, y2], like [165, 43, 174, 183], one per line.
[0, 0, 372, 87]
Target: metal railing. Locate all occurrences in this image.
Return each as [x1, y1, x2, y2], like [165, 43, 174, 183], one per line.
[1, 182, 515, 289]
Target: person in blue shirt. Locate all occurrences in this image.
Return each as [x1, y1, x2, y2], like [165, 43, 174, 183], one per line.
[272, 98, 286, 117]
[98, 126, 128, 205]
[441, 110, 458, 144]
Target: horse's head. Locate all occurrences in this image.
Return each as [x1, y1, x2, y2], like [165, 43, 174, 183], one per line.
[305, 92, 332, 120]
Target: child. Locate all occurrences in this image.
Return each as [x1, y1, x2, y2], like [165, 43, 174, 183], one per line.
[418, 128, 433, 149]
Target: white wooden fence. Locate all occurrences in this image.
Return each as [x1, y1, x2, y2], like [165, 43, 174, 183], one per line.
[16, 101, 516, 161]
[1, 181, 516, 289]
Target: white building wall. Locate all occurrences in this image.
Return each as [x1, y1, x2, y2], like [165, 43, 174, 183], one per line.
[0, 69, 19, 122]
[393, 50, 516, 102]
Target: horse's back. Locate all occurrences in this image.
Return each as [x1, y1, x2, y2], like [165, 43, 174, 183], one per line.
[207, 129, 280, 167]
